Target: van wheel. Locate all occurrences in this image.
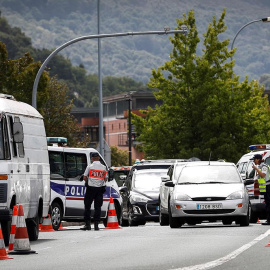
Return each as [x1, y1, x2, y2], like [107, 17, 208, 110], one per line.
[2, 220, 11, 246]
[26, 215, 39, 241]
[51, 202, 62, 230]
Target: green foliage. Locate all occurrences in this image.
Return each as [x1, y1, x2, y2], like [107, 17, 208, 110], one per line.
[110, 146, 129, 166]
[39, 76, 88, 147]
[134, 10, 270, 163]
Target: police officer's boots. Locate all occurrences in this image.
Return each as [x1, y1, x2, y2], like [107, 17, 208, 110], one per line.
[80, 221, 91, 231]
[94, 221, 99, 231]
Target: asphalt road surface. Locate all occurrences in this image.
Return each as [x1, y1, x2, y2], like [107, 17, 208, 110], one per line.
[2, 221, 270, 270]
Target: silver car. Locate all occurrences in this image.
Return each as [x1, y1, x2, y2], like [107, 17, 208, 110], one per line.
[164, 161, 251, 228]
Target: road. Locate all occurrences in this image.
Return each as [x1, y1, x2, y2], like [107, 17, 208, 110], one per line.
[2, 221, 270, 270]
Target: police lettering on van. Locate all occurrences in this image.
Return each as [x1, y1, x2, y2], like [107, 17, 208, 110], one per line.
[48, 139, 122, 230]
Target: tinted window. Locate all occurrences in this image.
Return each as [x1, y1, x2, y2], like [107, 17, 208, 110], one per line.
[49, 151, 65, 178]
[65, 153, 87, 180]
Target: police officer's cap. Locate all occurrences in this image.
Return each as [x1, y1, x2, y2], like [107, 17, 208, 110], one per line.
[250, 154, 263, 160]
[92, 152, 100, 158]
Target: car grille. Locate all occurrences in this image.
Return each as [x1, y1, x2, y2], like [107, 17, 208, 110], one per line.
[146, 203, 159, 216]
[0, 183, 7, 203]
[184, 209, 235, 214]
[192, 197, 226, 201]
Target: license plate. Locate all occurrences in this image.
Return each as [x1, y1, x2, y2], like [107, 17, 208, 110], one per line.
[196, 204, 222, 210]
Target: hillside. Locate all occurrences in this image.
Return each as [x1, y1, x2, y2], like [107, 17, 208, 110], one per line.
[1, 0, 270, 83]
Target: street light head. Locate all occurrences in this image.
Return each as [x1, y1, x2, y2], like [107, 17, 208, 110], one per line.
[262, 17, 270, 22]
[164, 26, 170, 32]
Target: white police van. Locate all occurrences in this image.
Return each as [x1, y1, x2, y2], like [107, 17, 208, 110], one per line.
[48, 138, 122, 230]
[0, 94, 50, 245]
[236, 144, 270, 222]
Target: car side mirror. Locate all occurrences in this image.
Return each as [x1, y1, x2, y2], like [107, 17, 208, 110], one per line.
[165, 181, 175, 187]
[119, 186, 128, 193]
[108, 168, 114, 182]
[244, 179, 254, 186]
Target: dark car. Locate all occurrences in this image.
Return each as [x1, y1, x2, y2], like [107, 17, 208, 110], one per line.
[120, 168, 169, 226]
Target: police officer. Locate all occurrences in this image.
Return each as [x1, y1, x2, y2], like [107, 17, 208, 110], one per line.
[251, 154, 270, 225]
[80, 152, 108, 231]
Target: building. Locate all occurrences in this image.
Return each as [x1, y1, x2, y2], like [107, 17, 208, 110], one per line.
[72, 91, 162, 161]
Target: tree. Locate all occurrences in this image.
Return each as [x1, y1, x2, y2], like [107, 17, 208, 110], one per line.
[133, 10, 270, 163]
[40, 76, 89, 147]
[0, 41, 49, 108]
[111, 146, 129, 166]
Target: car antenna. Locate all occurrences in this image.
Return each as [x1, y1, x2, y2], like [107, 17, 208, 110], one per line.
[208, 151, 212, 165]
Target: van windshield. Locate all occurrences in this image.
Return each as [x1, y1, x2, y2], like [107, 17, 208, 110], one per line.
[0, 122, 4, 160]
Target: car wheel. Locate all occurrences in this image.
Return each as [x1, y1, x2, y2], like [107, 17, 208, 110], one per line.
[238, 203, 250, 227]
[51, 202, 62, 230]
[249, 206, 258, 223]
[168, 203, 182, 228]
[26, 214, 39, 241]
[128, 206, 138, 227]
[159, 205, 169, 226]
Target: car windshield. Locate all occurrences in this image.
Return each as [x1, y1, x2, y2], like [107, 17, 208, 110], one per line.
[133, 170, 168, 189]
[178, 165, 241, 184]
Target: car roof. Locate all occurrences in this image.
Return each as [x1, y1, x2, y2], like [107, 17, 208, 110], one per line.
[181, 161, 235, 167]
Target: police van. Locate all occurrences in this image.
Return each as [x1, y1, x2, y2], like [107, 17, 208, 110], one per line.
[236, 144, 270, 222]
[0, 94, 50, 245]
[48, 138, 122, 230]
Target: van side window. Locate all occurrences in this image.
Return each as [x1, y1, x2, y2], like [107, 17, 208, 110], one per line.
[49, 151, 64, 178]
[14, 117, 24, 158]
[65, 153, 87, 180]
[0, 117, 10, 160]
[8, 116, 17, 157]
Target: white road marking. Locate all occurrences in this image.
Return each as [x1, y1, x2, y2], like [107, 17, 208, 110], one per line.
[173, 229, 270, 270]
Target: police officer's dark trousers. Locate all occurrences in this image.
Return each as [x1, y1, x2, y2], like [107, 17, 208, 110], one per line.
[84, 186, 103, 222]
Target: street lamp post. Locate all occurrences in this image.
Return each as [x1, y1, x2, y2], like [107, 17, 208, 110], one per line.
[127, 96, 132, 166]
[32, 29, 187, 157]
[231, 17, 270, 53]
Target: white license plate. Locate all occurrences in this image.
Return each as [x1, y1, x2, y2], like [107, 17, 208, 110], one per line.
[196, 203, 222, 210]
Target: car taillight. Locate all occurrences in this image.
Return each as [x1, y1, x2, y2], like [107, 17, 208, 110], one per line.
[254, 180, 260, 196]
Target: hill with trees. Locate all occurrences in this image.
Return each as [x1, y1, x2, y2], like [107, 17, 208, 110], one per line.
[0, 10, 150, 107]
[1, 0, 270, 85]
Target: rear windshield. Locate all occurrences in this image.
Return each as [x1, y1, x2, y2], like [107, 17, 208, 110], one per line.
[178, 165, 241, 184]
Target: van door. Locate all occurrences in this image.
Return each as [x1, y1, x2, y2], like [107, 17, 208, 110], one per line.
[64, 152, 87, 217]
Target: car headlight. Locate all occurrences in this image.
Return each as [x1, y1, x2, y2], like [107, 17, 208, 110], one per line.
[130, 193, 149, 203]
[175, 194, 192, 201]
[226, 191, 243, 200]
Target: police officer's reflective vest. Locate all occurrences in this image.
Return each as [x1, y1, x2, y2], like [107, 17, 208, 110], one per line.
[258, 165, 270, 194]
[258, 177, 266, 194]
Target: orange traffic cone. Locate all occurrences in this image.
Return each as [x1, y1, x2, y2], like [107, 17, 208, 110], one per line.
[8, 205, 18, 252]
[0, 223, 13, 260]
[257, 218, 261, 223]
[265, 238, 270, 247]
[8, 204, 36, 254]
[104, 197, 122, 229]
[39, 215, 54, 232]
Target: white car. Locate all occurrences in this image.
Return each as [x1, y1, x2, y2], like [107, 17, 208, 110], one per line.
[160, 161, 251, 228]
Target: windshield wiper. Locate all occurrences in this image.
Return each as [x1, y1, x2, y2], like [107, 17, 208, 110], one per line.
[198, 181, 225, 184]
[178, 182, 199, 185]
